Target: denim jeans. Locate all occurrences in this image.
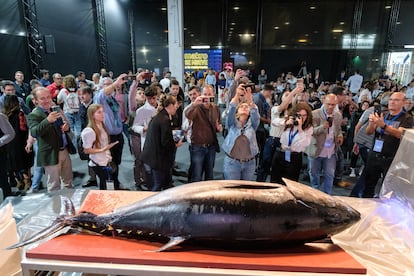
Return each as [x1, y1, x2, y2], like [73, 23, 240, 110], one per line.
[65, 112, 82, 147]
[350, 144, 369, 197]
[223, 156, 256, 180]
[122, 122, 131, 152]
[334, 146, 344, 183]
[308, 154, 337, 194]
[144, 163, 170, 191]
[189, 144, 216, 182]
[31, 142, 44, 191]
[130, 134, 145, 185]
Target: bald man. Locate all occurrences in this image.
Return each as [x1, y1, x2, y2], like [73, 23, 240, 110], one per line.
[363, 92, 413, 198]
[305, 93, 343, 194]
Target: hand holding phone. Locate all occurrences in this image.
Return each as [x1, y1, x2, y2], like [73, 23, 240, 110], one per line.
[107, 141, 119, 150]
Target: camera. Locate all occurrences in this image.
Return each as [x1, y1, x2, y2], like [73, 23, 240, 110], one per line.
[242, 82, 256, 92]
[294, 113, 302, 126]
[202, 96, 215, 103]
[51, 106, 61, 113]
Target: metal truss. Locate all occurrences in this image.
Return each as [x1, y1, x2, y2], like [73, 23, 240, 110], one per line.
[22, 0, 43, 79]
[92, 0, 108, 70]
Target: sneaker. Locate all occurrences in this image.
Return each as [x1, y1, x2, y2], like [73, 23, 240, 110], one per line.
[336, 181, 352, 188]
[349, 168, 356, 177]
[27, 188, 40, 194]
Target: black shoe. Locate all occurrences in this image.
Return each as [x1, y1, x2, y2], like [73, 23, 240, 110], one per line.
[82, 180, 98, 188]
[172, 169, 188, 177]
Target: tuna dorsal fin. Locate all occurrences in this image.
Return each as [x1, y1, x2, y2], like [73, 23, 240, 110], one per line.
[156, 236, 186, 252]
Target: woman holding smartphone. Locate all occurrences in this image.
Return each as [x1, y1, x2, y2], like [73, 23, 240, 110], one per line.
[222, 84, 260, 180]
[81, 104, 119, 190]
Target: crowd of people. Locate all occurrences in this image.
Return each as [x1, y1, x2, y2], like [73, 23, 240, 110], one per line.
[0, 66, 413, 200]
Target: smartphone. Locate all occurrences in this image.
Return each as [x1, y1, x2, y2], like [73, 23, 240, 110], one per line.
[122, 76, 133, 81]
[374, 104, 382, 115]
[202, 96, 215, 103]
[51, 106, 61, 113]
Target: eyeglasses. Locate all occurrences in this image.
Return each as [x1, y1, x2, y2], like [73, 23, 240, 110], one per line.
[389, 98, 403, 101]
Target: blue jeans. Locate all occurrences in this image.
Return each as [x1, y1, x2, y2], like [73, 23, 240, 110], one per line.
[223, 156, 256, 180]
[189, 144, 216, 182]
[308, 154, 337, 194]
[31, 142, 44, 190]
[350, 144, 369, 197]
[334, 147, 344, 183]
[144, 163, 170, 191]
[65, 112, 82, 147]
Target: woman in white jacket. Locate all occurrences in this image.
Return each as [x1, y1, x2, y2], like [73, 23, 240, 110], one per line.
[271, 102, 313, 184]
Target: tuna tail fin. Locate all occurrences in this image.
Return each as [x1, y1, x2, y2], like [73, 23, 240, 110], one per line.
[6, 196, 76, 250]
[6, 222, 71, 250]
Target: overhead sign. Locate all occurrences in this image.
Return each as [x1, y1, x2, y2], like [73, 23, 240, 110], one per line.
[184, 49, 222, 72]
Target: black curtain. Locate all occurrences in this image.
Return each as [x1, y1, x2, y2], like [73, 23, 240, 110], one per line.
[0, 0, 30, 80]
[0, 0, 132, 81]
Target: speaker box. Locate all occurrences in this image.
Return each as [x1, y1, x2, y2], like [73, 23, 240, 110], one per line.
[44, 34, 56, 54]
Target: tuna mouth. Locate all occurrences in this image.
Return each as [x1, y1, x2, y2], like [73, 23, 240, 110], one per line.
[324, 208, 361, 224]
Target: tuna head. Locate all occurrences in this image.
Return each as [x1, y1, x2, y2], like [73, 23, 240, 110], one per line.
[283, 178, 361, 235]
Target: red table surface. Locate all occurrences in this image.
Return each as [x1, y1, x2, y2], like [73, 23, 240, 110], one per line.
[26, 190, 366, 274]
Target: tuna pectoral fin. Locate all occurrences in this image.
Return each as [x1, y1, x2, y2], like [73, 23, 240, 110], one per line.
[156, 237, 186, 252]
[6, 223, 71, 250]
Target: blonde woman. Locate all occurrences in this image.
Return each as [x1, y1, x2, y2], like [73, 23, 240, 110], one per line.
[81, 104, 119, 190]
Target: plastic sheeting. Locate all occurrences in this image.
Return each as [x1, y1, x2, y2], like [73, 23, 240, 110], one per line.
[381, 129, 414, 209]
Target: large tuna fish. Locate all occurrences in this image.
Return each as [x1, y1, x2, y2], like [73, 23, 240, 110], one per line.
[7, 179, 360, 251]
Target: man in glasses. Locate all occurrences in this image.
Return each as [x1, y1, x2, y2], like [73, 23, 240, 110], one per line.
[363, 92, 413, 198]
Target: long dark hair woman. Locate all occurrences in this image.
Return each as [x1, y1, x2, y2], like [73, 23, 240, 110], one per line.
[271, 102, 313, 184]
[2, 94, 34, 191]
[140, 94, 184, 191]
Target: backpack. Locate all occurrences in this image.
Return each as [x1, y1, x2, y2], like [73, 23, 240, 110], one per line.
[77, 136, 89, 160]
[66, 91, 80, 110]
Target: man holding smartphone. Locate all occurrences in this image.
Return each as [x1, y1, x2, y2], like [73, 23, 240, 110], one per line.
[94, 74, 128, 190]
[185, 85, 222, 182]
[27, 87, 74, 191]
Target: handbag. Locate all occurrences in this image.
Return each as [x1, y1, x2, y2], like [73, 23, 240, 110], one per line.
[65, 132, 77, 155]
